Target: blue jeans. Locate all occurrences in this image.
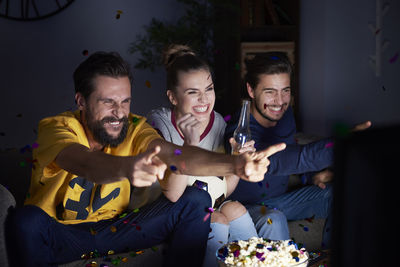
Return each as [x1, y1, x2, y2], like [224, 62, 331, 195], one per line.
[6, 187, 211, 267]
[247, 184, 332, 247]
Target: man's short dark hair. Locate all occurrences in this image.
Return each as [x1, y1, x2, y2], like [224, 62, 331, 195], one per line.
[73, 51, 133, 100]
[244, 52, 293, 89]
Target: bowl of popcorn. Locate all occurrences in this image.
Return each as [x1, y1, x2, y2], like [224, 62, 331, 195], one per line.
[216, 237, 309, 267]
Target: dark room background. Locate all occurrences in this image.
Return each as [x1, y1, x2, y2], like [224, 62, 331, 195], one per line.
[1, 0, 399, 150]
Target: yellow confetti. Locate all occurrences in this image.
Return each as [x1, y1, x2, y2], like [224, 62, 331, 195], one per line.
[122, 257, 128, 262]
[267, 218, 273, 224]
[110, 226, 117, 232]
[108, 250, 115, 255]
[115, 10, 123, 19]
[260, 206, 267, 215]
[136, 250, 144, 255]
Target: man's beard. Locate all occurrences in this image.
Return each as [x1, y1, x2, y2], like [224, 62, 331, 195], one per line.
[86, 111, 129, 148]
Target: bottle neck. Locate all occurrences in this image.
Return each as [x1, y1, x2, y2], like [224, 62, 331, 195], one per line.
[238, 100, 250, 128]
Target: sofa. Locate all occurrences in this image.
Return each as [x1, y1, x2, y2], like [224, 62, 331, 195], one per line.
[0, 134, 325, 266]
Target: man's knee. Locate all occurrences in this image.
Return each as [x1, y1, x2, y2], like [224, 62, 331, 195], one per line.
[220, 201, 247, 222]
[210, 211, 229, 225]
[180, 186, 211, 207]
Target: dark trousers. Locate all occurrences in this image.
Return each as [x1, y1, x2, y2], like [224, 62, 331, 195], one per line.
[6, 186, 211, 267]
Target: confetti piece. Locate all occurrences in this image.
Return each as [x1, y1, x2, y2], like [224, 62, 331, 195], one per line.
[19, 161, 26, 167]
[170, 165, 177, 171]
[389, 52, 398, 63]
[203, 212, 211, 222]
[325, 142, 334, 148]
[145, 80, 151, 88]
[82, 50, 89, 56]
[333, 123, 350, 137]
[132, 117, 139, 123]
[174, 149, 182, 155]
[32, 142, 39, 148]
[133, 208, 139, 213]
[267, 218, 273, 224]
[223, 115, 231, 122]
[110, 226, 117, 232]
[20, 145, 31, 153]
[119, 212, 127, 218]
[305, 215, 315, 223]
[121, 257, 128, 263]
[116, 10, 123, 19]
[260, 206, 267, 215]
[270, 56, 279, 60]
[90, 227, 97, 235]
[207, 207, 215, 213]
[111, 258, 121, 265]
[108, 250, 115, 255]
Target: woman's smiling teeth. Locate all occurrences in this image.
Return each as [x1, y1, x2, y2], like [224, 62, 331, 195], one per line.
[193, 105, 208, 113]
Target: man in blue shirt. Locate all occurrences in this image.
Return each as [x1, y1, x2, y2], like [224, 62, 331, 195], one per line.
[224, 52, 370, 248]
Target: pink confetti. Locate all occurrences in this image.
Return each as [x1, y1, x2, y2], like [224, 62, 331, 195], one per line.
[325, 142, 334, 148]
[203, 212, 211, 222]
[389, 53, 399, 63]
